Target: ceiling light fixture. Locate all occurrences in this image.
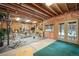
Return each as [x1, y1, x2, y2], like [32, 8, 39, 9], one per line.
[32, 21, 37, 23]
[25, 20, 31, 22]
[16, 17, 20, 21]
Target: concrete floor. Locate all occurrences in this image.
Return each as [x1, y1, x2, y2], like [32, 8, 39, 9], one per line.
[0, 38, 56, 56]
[0, 33, 42, 53]
[0, 35, 41, 52]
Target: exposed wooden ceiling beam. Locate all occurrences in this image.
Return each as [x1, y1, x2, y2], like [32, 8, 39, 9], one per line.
[18, 4, 50, 19]
[76, 3, 77, 10]
[0, 4, 44, 20]
[0, 4, 45, 20]
[42, 4, 59, 16]
[21, 4, 51, 18]
[41, 4, 57, 16]
[0, 3, 78, 21]
[47, 6, 59, 15]
[10, 4, 48, 20]
[65, 3, 69, 12]
[10, 14, 42, 24]
[0, 5, 16, 14]
[9, 11, 43, 21]
[0, 8, 42, 21]
[32, 3, 54, 17]
[55, 4, 63, 14]
[0, 8, 38, 21]
[10, 13, 38, 21]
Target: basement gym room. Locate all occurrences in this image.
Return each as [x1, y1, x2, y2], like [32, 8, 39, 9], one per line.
[0, 3, 79, 56]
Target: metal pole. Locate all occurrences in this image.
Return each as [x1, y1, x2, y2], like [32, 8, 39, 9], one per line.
[6, 13, 11, 45]
[7, 21, 9, 45]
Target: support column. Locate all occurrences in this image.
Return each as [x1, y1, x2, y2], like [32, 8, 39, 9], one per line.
[6, 13, 11, 45]
[42, 20, 45, 38]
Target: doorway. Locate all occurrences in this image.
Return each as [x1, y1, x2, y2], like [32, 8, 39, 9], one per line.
[58, 20, 79, 44]
[58, 23, 64, 40]
[66, 20, 78, 44]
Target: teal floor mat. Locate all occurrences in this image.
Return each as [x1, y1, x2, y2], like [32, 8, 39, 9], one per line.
[34, 40, 79, 56]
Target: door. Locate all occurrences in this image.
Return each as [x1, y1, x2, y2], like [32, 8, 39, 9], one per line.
[66, 21, 78, 44]
[58, 23, 64, 40]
